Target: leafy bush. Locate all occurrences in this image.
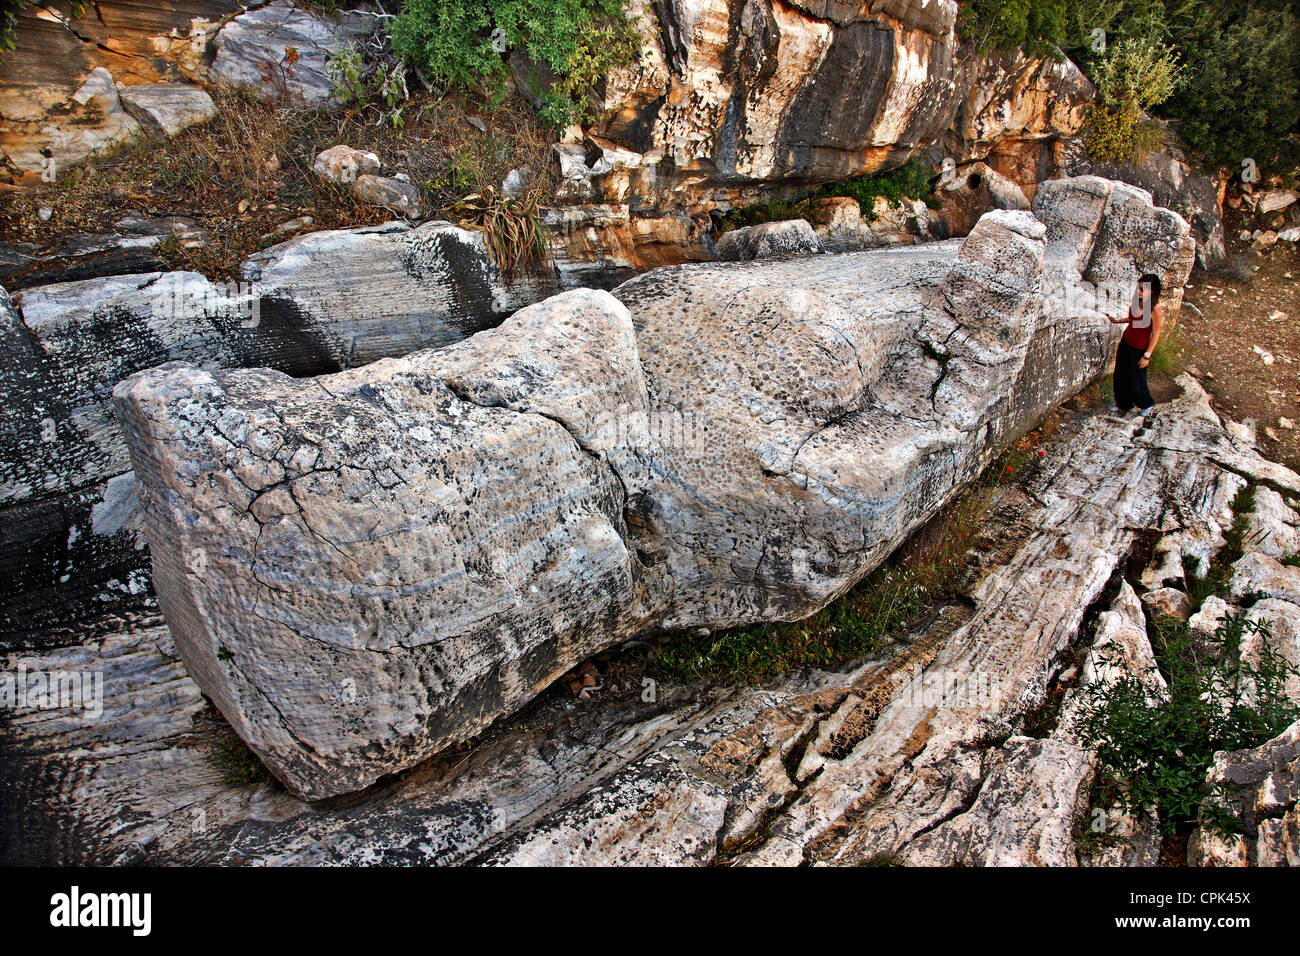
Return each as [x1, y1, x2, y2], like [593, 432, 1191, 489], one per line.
[1061, 0, 1166, 61]
[958, 0, 1070, 56]
[1083, 34, 1182, 163]
[812, 160, 940, 213]
[1076, 611, 1299, 836]
[1161, 0, 1300, 171]
[326, 37, 410, 127]
[389, 0, 640, 128]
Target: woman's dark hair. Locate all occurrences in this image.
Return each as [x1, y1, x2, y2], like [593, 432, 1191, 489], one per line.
[1138, 273, 1162, 306]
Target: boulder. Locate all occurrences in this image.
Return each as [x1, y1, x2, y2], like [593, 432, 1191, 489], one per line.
[350, 174, 422, 218]
[2, 67, 141, 176]
[312, 145, 381, 184]
[809, 196, 929, 251]
[1140, 586, 1192, 622]
[1231, 552, 1300, 606]
[1059, 133, 1227, 271]
[0, 1, 234, 179]
[1191, 719, 1300, 867]
[14, 369, 1300, 863]
[0, 213, 208, 290]
[113, 177, 1195, 799]
[714, 219, 825, 261]
[1256, 189, 1298, 216]
[118, 82, 216, 137]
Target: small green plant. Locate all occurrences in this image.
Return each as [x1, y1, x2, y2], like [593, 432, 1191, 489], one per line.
[326, 37, 411, 127]
[215, 738, 270, 785]
[1145, 317, 1184, 377]
[327, 42, 369, 104]
[1075, 612, 1299, 836]
[1186, 483, 1255, 608]
[389, 0, 641, 128]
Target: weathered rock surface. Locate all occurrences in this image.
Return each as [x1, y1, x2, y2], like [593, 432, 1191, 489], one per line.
[350, 174, 422, 218]
[808, 195, 931, 252]
[312, 144, 381, 184]
[118, 82, 216, 137]
[2, 65, 142, 177]
[0, 212, 209, 290]
[209, 1, 381, 104]
[714, 219, 824, 261]
[0, 219, 567, 642]
[587, 1, 1091, 213]
[929, 161, 1031, 239]
[1059, 134, 1227, 270]
[111, 177, 1194, 799]
[8, 372, 1299, 865]
[1191, 719, 1300, 867]
[0, 1, 377, 178]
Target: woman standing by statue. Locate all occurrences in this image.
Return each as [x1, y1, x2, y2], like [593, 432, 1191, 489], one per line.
[1109, 273, 1164, 416]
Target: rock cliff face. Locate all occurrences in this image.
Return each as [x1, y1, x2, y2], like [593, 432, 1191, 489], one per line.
[1191, 718, 1300, 866]
[590, 0, 1091, 210]
[8, 374, 1299, 865]
[110, 177, 1193, 799]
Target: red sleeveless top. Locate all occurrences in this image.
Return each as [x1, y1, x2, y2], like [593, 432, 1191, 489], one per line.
[1122, 306, 1153, 352]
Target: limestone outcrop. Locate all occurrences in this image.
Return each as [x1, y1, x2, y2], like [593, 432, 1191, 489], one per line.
[1191, 719, 1300, 867]
[1059, 135, 1227, 271]
[589, 0, 1092, 210]
[0, 1, 379, 178]
[111, 177, 1194, 799]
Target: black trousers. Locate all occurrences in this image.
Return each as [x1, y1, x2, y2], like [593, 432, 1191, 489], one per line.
[1114, 340, 1154, 411]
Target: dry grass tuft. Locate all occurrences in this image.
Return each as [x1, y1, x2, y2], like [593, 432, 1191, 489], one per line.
[1, 85, 558, 281]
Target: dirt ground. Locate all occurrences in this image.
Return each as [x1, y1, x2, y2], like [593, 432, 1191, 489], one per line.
[1176, 219, 1300, 473]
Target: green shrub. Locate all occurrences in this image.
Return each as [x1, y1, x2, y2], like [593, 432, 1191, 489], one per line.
[1161, 0, 1300, 171]
[1076, 611, 1299, 836]
[1061, 0, 1166, 62]
[718, 159, 938, 233]
[389, 0, 640, 128]
[958, 0, 1070, 57]
[1083, 34, 1182, 163]
[812, 159, 939, 214]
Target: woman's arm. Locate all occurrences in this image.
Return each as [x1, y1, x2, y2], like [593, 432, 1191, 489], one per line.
[1138, 306, 1164, 368]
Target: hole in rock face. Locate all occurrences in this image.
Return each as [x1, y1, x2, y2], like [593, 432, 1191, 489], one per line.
[966, 172, 983, 191]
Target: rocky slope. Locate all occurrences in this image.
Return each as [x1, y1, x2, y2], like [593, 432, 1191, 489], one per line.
[5, 374, 1298, 865]
[108, 176, 1193, 799]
